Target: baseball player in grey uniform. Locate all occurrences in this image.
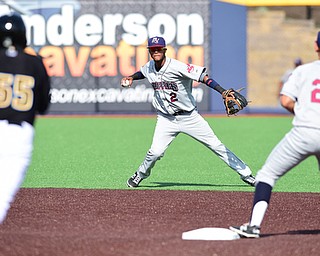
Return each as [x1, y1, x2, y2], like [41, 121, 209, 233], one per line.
[0, 13, 51, 224]
[230, 31, 320, 238]
[121, 36, 255, 188]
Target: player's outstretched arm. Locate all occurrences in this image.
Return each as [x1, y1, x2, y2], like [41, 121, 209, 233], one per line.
[201, 74, 226, 94]
[130, 71, 145, 80]
[201, 74, 249, 116]
[120, 71, 145, 88]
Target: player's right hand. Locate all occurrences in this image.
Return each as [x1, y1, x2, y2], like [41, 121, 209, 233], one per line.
[120, 77, 133, 88]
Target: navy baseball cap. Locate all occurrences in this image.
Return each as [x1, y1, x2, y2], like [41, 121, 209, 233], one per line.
[294, 58, 302, 65]
[317, 31, 320, 48]
[147, 36, 166, 48]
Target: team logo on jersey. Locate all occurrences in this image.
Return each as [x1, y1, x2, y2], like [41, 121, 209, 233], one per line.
[186, 64, 194, 73]
[152, 81, 178, 91]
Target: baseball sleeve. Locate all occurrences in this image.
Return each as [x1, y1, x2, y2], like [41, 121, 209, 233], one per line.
[173, 59, 206, 81]
[281, 67, 301, 102]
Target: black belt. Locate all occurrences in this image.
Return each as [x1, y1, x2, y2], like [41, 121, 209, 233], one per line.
[173, 109, 194, 116]
[8, 120, 22, 126]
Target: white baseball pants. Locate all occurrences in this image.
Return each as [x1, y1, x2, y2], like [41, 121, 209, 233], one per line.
[0, 120, 34, 224]
[256, 126, 320, 187]
[137, 110, 251, 178]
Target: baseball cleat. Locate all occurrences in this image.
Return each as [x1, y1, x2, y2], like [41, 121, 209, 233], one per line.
[127, 172, 143, 188]
[240, 174, 256, 187]
[229, 223, 260, 238]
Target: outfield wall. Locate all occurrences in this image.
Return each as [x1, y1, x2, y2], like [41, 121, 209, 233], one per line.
[0, 0, 247, 114]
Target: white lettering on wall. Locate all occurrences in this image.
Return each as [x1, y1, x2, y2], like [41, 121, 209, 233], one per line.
[23, 5, 204, 47]
[177, 14, 204, 45]
[50, 86, 204, 104]
[47, 5, 74, 46]
[148, 14, 176, 44]
[103, 14, 123, 45]
[75, 14, 102, 46]
[24, 14, 46, 46]
[122, 14, 148, 45]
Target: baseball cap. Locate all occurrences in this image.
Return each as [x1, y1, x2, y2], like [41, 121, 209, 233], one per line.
[147, 36, 166, 48]
[317, 31, 320, 48]
[294, 58, 302, 65]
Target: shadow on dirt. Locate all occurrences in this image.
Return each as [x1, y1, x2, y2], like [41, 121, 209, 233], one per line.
[142, 181, 248, 188]
[262, 229, 320, 238]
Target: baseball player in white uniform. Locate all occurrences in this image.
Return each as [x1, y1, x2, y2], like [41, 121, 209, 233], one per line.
[230, 31, 320, 238]
[121, 36, 255, 188]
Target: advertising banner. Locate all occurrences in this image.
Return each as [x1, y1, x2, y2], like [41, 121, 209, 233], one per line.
[1, 0, 211, 113]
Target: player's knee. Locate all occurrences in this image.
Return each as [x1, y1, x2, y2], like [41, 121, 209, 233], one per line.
[207, 139, 224, 151]
[256, 167, 279, 187]
[147, 149, 164, 161]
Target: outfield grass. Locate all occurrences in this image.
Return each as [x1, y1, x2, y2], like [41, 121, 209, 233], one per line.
[23, 115, 320, 192]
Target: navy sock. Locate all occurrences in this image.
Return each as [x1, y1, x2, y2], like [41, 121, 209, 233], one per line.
[253, 182, 272, 205]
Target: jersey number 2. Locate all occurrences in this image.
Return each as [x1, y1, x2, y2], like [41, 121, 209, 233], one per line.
[170, 92, 178, 102]
[0, 73, 35, 111]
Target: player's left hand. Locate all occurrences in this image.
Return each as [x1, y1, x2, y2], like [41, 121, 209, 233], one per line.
[222, 88, 248, 116]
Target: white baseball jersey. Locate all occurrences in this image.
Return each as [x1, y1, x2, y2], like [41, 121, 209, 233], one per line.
[140, 57, 205, 115]
[257, 60, 320, 188]
[135, 57, 253, 182]
[281, 60, 320, 129]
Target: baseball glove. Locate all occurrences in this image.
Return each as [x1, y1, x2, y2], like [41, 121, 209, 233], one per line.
[222, 88, 248, 116]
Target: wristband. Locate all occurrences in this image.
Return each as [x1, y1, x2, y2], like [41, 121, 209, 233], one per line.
[205, 78, 219, 89]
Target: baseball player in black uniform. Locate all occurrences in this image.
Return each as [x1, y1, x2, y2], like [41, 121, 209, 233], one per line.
[0, 13, 51, 224]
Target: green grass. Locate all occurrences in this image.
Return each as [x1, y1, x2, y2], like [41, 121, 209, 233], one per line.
[23, 115, 320, 192]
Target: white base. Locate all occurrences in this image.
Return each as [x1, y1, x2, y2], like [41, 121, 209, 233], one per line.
[182, 227, 240, 241]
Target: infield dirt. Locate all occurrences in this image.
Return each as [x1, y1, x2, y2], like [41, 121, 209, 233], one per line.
[0, 189, 319, 256]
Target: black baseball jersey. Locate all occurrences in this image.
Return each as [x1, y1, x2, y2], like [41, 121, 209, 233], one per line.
[0, 49, 51, 125]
